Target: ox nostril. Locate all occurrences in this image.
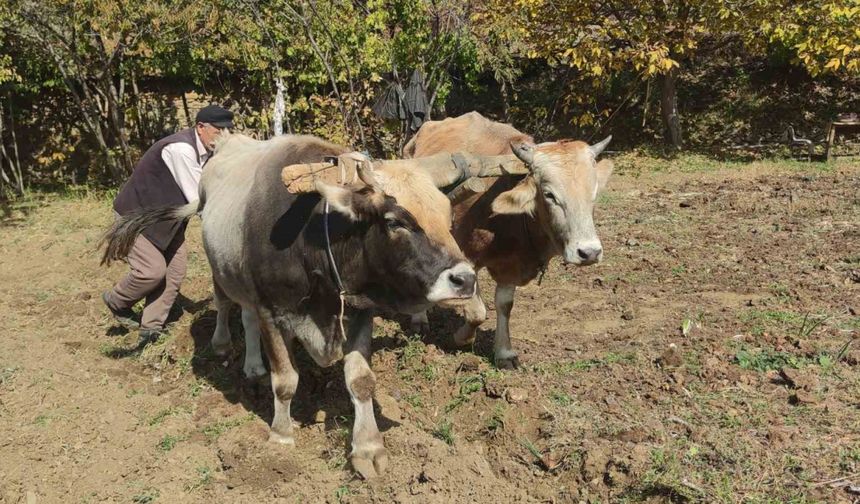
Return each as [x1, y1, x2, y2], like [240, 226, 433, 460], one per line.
[450, 271, 476, 292]
[577, 247, 602, 263]
[449, 273, 465, 287]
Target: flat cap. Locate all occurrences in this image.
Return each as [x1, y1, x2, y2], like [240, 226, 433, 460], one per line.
[196, 105, 234, 128]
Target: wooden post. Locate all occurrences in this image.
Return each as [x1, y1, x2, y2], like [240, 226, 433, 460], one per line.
[825, 122, 835, 162]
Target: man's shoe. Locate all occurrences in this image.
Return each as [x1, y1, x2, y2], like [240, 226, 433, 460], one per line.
[102, 291, 140, 329]
[137, 328, 166, 347]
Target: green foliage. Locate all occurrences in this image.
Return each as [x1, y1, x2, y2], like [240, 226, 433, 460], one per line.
[444, 374, 484, 412]
[735, 348, 804, 372]
[476, 0, 859, 147]
[0, 0, 501, 187]
[201, 413, 254, 440]
[148, 406, 185, 426]
[334, 485, 351, 502]
[185, 465, 213, 492]
[0, 0, 856, 191]
[484, 404, 507, 436]
[157, 434, 185, 452]
[131, 489, 159, 504]
[549, 389, 574, 407]
[532, 352, 636, 374]
[432, 418, 455, 445]
[760, 2, 860, 75]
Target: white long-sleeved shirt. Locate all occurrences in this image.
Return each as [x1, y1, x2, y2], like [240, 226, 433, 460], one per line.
[162, 129, 210, 203]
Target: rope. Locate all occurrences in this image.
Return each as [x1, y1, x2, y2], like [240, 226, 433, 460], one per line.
[320, 152, 373, 341]
[323, 201, 347, 341]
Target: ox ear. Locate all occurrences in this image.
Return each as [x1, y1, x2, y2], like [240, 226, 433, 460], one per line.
[315, 180, 358, 220]
[491, 178, 537, 216]
[595, 159, 614, 195]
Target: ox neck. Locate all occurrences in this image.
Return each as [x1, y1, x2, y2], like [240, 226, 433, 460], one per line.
[522, 213, 555, 275]
[314, 204, 377, 311]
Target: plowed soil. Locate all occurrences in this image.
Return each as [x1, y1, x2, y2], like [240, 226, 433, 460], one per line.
[1, 157, 858, 503]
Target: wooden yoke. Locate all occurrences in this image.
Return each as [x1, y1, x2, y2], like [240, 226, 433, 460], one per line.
[280, 152, 529, 194]
[280, 152, 370, 193]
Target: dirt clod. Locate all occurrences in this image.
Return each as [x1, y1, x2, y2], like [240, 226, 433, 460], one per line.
[484, 380, 505, 399]
[457, 355, 483, 373]
[779, 367, 819, 391]
[791, 390, 820, 405]
[376, 391, 402, 421]
[504, 387, 528, 403]
[656, 344, 683, 368]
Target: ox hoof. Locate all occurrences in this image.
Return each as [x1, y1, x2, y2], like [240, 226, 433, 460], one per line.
[452, 325, 477, 347]
[243, 361, 268, 381]
[268, 430, 295, 446]
[351, 446, 389, 480]
[210, 340, 232, 357]
[495, 353, 521, 370]
[411, 321, 431, 335]
[410, 313, 430, 335]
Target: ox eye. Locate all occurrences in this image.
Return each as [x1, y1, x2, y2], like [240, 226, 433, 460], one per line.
[543, 191, 558, 205]
[386, 218, 407, 232]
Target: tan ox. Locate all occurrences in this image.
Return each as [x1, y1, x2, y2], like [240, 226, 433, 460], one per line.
[404, 112, 614, 368]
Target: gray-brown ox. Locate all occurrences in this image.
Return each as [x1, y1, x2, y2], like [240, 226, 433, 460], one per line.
[404, 111, 614, 369]
[101, 133, 480, 479]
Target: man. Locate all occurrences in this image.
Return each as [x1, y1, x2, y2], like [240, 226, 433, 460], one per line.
[102, 104, 234, 344]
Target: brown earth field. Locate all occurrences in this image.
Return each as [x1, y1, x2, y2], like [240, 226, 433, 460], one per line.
[1, 156, 859, 504]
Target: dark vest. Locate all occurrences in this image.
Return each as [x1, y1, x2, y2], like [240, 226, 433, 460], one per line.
[114, 128, 201, 251]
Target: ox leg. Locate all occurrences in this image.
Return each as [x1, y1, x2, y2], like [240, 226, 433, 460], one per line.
[258, 308, 298, 445]
[344, 310, 388, 479]
[240, 307, 267, 380]
[493, 284, 520, 369]
[409, 311, 430, 334]
[453, 284, 487, 346]
[210, 280, 233, 356]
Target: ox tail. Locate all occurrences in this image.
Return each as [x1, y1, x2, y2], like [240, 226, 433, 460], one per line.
[99, 200, 200, 266]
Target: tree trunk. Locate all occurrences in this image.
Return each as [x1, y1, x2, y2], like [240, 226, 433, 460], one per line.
[0, 102, 10, 197]
[130, 71, 148, 143]
[642, 78, 651, 128]
[6, 98, 24, 194]
[181, 92, 192, 128]
[0, 99, 25, 197]
[104, 75, 134, 175]
[660, 67, 682, 150]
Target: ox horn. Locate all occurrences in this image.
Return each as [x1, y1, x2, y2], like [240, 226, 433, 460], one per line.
[471, 153, 530, 177]
[356, 159, 383, 190]
[589, 135, 612, 157]
[409, 152, 530, 186]
[510, 140, 536, 169]
[410, 153, 470, 188]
